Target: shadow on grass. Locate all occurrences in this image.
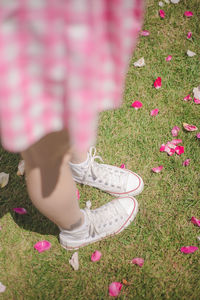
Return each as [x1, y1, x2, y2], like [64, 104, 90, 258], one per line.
[0, 146, 59, 237]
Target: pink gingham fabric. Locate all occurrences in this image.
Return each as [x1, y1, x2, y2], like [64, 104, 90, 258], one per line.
[0, 0, 144, 153]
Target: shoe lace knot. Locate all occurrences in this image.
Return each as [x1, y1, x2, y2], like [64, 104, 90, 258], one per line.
[84, 147, 128, 191]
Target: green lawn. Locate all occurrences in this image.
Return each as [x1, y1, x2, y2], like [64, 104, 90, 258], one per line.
[0, 0, 200, 299]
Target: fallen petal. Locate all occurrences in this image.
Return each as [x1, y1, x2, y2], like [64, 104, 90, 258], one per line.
[166, 141, 177, 149]
[13, 207, 27, 215]
[193, 86, 200, 100]
[17, 160, 25, 176]
[183, 94, 192, 101]
[171, 126, 180, 137]
[180, 246, 198, 254]
[166, 55, 172, 61]
[131, 101, 143, 110]
[122, 279, 131, 286]
[187, 50, 196, 57]
[76, 189, 80, 200]
[109, 282, 122, 297]
[194, 98, 200, 104]
[191, 217, 200, 227]
[184, 11, 193, 17]
[0, 172, 9, 188]
[159, 9, 165, 18]
[159, 1, 164, 7]
[133, 57, 145, 67]
[69, 252, 79, 270]
[165, 146, 175, 156]
[140, 30, 150, 36]
[160, 144, 166, 152]
[120, 164, 126, 169]
[187, 31, 192, 39]
[171, 139, 182, 145]
[0, 282, 6, 293]
[196, 133, 200, 139]
[175, 146, 184, 155]
[131, 257, 144, 267]
[183, 159, 190, 166]
[151, 166, 163, 173]
[91, 250, 102, 262]
[34, 240, 51, 253]
[154, 77, 162, 89]
[150, 108, 159, 116]
[183, 123, 198, 131]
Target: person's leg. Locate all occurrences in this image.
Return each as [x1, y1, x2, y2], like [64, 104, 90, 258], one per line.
[21, 130, 84, 230]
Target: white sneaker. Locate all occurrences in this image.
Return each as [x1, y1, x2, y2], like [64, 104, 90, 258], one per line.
[59, 197, 138, 250]
[69, 147, 144, 197]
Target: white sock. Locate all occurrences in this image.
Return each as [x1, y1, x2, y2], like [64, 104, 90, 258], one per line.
[69, 153, 90, 167]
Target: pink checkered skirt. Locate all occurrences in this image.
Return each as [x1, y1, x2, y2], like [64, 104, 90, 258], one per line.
[0, 0, 144, 153]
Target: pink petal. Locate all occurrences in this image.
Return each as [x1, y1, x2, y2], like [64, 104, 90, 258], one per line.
[13, 207, 27, 215]
[76, 189, 80, 200]
[187, 31, 192, 39]
[131, 257, 144, 267]
[109, 282, 122, 297]
[166, 55, 172, 62]
[151, 166, 163, 173]
[194, 97, 200, 104]
[196, 133, 200, 139]
[183, 94, 192, 101]
[166, 142, 177, 149]
[180, 246, 198, 254]
[183, 123, 198, 131]
[159, 9, 165, 18]
[191, 216, 200, 227]
[175, 146, 184, 155]
[120, 164, 125, 169]
[34, 240, 51, 253]
[160, 144, 166, 152]
[131, 101, 143, 110]
[171, 126, 180, 137]
[154, 77, 162, 89]
[171, 139, 182, 145]
[165, 146, 175, 156]
[184, 11, 193, 17]
[150, 108, 159, 116]
[140, 30, 150, 36]
[91, 250, 102, 262]
[183, 159, 190, 166]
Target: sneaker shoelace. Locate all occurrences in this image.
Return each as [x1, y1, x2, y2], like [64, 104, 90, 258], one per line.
[84, 200, 126, 238]
[83, 147, 128, 191]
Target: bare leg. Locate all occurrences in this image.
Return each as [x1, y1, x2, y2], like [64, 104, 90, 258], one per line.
[21, 130, 84, 230]
[70, 147, 88, 164]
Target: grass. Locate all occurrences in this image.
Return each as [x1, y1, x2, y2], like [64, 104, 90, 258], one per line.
[0, 0, 200, 299]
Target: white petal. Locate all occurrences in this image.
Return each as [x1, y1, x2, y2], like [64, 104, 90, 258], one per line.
[133, 57, 145, 67]
[187, 50, 196, 57]
[0, 172, 9, 188]
[69, 252, 79, 271]
[171, 0, 180, 3]
[193, 86, 200, 100]
[17, 160, 25, 176]
[159, 1, 164, 7]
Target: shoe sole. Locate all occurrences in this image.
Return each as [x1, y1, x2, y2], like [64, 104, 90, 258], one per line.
[60, 197, 138, 251]
[74, 169, 144, 197]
